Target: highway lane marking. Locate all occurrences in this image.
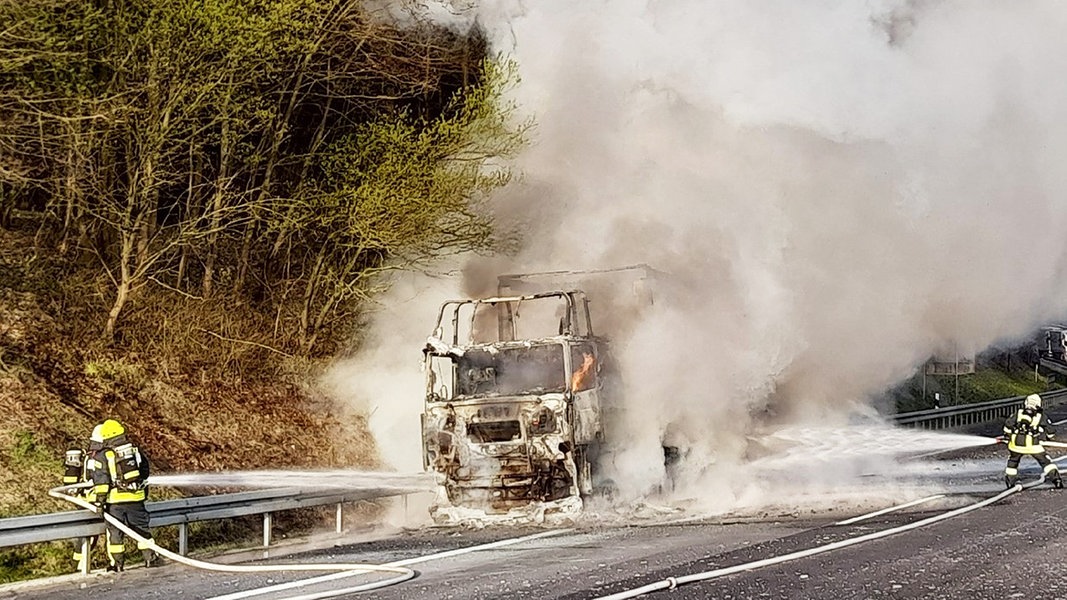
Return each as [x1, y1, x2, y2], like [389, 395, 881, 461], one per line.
[595, 484, 1022, 600]
[834, 494, 946, 525]
[206, 528, 574, 600]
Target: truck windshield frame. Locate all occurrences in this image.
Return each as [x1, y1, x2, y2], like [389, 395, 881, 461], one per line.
[435, 342, 567, 400]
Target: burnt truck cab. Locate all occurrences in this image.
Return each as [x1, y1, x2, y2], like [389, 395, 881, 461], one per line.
[421, 290, 606, 521]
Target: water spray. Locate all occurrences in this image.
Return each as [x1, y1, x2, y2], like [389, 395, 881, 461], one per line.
[147, 469, 436, 491]
[1032, 440, 1067, 449]
[991, 436, 1067, 449]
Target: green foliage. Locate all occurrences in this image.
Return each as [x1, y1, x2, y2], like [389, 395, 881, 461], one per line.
[0, 542, 73, 583]
[8, 430, 52, 469]
[259, 57, 525, 352]
[892, 359, 1050, 413]
[0, 0, 515, 354]
[303, 62, 522, 260]
[955, 369, 1047, 401]
[0, 430, 58, 520]
[0, 3, 517, 579]
[83, 359, 148, 391]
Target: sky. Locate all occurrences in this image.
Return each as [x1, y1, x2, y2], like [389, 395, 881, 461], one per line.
[329, 0, 1067, 512]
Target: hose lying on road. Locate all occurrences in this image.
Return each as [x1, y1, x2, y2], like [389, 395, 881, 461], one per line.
[594, 483, 1025, 600]
[206, 527, 574, 600]
[48, 483, 416, 598]
[594, 445, 1067, 600]
[833, 493, 946, 526]
[595, 439, 1067, 600]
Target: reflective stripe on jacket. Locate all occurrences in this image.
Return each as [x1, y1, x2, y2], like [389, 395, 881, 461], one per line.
[1003, 408, 1053, 455]
[64, 453, 97, 502]
[92, 447, 147, 504]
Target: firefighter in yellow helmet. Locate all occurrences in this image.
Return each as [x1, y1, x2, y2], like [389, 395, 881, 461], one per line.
[63, 426, 104, 572]
[1003, 394, 1063, 489]
[90, 419, 158, 571]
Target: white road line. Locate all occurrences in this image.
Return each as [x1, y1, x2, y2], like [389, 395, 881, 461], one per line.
[834, 494, 946, 526]
[206, 528, 573, 600]
[595, 485, 1022, 600]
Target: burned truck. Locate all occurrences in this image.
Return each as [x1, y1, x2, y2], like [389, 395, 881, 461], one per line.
[420, 288, 612, 521]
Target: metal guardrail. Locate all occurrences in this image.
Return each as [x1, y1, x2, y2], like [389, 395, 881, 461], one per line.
[1038, 357, 1067, 379]
[4, 391, 1060, 561]
[0, 486, 414, 555]
[892, 388, 1067, 429]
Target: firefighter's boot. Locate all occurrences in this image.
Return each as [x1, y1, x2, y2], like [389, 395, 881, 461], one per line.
[107, 555, 124, 573]
[142, 549, 159, 568]
[1051, 474, 1064, 489]
[1005, 475, 1019, 489]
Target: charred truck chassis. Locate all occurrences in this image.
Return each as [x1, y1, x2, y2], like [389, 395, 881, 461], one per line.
[421, 290, 606, 520]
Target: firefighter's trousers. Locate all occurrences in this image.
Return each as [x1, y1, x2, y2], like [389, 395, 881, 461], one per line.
[1005, 450, 1061, 485]
[104, 501, 153, 568]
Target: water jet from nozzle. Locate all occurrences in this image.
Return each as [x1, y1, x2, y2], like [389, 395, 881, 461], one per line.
[148, 469, 435, 492]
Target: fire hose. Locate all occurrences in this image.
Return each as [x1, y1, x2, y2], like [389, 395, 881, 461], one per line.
[48, 482, 416, 598]
[993, 436, 1067, 449]
[594, 485, 1028, 600]
[595, 442, 1067, 600]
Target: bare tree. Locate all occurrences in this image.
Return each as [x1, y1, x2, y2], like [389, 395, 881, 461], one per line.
[0, 0, 522, 354]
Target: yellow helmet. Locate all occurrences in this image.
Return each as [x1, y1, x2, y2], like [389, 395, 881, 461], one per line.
[1025, 394, 1042, 410]
[97, 419, 126, 440]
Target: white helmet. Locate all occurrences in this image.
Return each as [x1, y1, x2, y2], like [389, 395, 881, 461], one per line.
[1025, 394, 1042, 410]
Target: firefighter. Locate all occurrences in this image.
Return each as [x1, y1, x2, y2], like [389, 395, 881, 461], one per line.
[1003, 394, 1063, 489]
[63, 439, 99, 572]
[90, 419, 158, 571]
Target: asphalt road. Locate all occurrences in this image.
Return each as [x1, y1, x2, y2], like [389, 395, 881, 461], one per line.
[4, 417, 1066, 600]
[596, 486, 1067, 600]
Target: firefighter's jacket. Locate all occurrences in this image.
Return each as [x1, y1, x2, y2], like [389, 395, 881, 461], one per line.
[91, 436, 150, 504]
[1003, 408, 1056, 455]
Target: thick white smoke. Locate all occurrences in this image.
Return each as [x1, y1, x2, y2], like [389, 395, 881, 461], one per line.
[331, 0, 1067, 513]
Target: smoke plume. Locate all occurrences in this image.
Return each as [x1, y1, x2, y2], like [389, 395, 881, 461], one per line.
[330, 1, 1067, 511]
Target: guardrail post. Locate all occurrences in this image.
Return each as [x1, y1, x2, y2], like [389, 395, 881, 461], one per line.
[335, 503, 342, 534]
[79, 538, 90, 575]
[263, 512, 272, 547]
[178, 523, 188, 556]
